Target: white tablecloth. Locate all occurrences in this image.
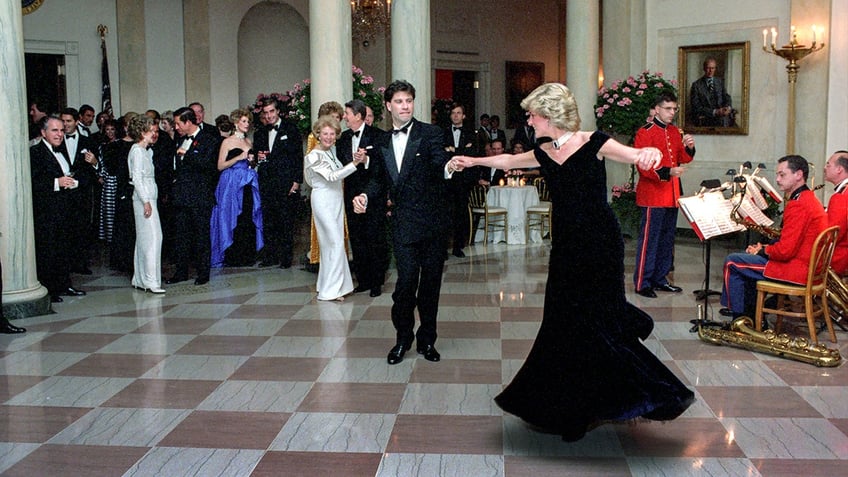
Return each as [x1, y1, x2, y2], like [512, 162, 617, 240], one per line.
[480, 186, 542, 244]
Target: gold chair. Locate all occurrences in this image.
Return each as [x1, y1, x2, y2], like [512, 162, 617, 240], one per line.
[754, 225, 839, 344]
[468, 184, 507, 244]
[526, 177, 551, 240]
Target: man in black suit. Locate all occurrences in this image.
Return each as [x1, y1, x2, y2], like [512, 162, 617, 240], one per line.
[353, 80, 457, 364]
[78, 104, 96, 137]
[443, 103, 480, 258]
[338, 99, 388, 297]
[253, 98, 303, 268]
[166, 107, 221, 285]
[512, 122, 535, 150]
[488, 115, 507, 144]
[30, 116, 88, 303]
[189, 102, 216, 133]
[688, 57, 734, 127]
[60, 108, 99, 275]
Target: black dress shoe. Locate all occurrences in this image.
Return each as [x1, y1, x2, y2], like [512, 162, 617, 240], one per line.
[655, 283, 683, 293]
[417, 344, 441, 362]
[353, 285, 369, 293]
[50, 295, 63, 303]
[279, 263, 292, 269]
[636, 288, 657, 298]
[387, 343, 411, 365]
[194, 277, 209, 285]
[719, 307, 735, 317]
[1, 320, 26, 334]
[452, 249, 465, 258]
[165, 275, 188, 285]
[72, 267, 93, 275]
[59, 287, 86, 297]
[369, 286, 382, 297]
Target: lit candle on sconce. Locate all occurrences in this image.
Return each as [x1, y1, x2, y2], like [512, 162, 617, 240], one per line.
[762, 29, 768, 48]
[812, 24, 817, 44]
[771, 27, 777, 46]
[790, 25, 796, 43]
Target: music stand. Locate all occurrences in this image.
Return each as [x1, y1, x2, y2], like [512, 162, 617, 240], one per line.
[690, 178, 728, 331]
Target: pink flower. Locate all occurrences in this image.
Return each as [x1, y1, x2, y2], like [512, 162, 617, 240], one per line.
[604, 93, 610, 99]
[622, 87, 631, 93]
[639, 83, 648, 89]
[303, 79, 311, 85]
[607, 98, 614, 104]
[636, 90, 644, 96]
[603, 104, 610, 109]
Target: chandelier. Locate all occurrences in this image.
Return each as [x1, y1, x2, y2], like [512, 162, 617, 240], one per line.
[351, 0, 391, 45]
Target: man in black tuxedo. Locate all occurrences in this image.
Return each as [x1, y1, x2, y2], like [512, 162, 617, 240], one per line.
[353, 80, 458, 365]
[443, 103, 480, 257]
[488, 115, 507, 145]
[30, 116, 88, 303]
[253, 98, 303, 268]
[338, 99, 388, 297]
[512, 123, 535, 150]
[60, 108, 99, 275]
[166, 107, 221, 285]
[189, 102, 216, 133]
[78, 104, 96, 137]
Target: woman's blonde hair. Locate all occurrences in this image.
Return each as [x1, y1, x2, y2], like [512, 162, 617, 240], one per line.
[312, 115, 341, 137]
[126, 115, 154, 142]
[229, 107, 253, 130]
[317, 101, 344, 119]
[520, 82, 581, 132]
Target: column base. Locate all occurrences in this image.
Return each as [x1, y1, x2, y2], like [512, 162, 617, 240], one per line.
[3, 294, 52, 320]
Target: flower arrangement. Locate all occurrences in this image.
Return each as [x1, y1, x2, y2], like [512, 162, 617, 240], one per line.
[610, 182, 640, 238]
[277, 65, 386, 135]
[594, 70, 678, 139]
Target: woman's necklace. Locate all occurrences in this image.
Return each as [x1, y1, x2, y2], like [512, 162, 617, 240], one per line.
[234, 131, 246, 139]
[552, 131, 575, 150]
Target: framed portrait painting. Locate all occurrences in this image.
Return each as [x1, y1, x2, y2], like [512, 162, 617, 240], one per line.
[505, 61, 544, 129]
[678, 41, 750, 135]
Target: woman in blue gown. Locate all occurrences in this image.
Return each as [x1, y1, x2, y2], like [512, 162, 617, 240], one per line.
[455, 83, 694, 441]
[210, 108, 263, 268]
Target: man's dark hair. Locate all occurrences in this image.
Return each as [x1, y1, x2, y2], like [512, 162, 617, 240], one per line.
[79, 104, 95, 116]
[146, 109, 161, 121]
[479, 113, 490, 120]
[450, 103, 465, 114]
[30, 97, 50, 114]
[778, 154, 810, 181]
[384, 80, 416, 102]
[654, 91, 678, 107]
[833, 150, 848, 171]
[491, 138, 505, 148]
[174, 107, 198, 125]
[345, 99, 367, 118]
[260, 97, 280, 111]
[188, 102, 204, 111]
[490, 115, 500, 124]
[61, 107, 80, 121]
[215, 114, 233, 133]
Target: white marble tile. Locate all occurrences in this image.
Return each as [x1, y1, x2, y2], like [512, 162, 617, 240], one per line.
[163, 304, 241, 319]
[197, 380, 312, 412]
[96, 333, 196, 355]
[141, 355, 247, 380]
[627, 457, 761, 477]
[60, 316, 155, 334]
[501, 359, 524, 385]
[376, 453, 503, 477]
[437, 306, 501, 322]
[641, 338, 672, 361]
[317, 358, 414, 383]
[794, 386, 848, 418]
[0, 332, 53, 351]
[399, 383, 502, 415]
[502, 415, 624, 457]
[676, 360, 787, 386]
[678, 390, 714, 418]
[6, 376, 133, 407]
[269, 412, 395, 452]
[348, 320, 396, 338]
[723, 417, 848, 459]
[650, 322, 701, 340]
[289, 303, 366, 321]
[436, 338, 502, 360]
[123, 447, 264, 477]
[200, 318, 286, 336]
[500, 322, 541, 340]
[48, 407, 190, 446]
[244, 292, 315, 305]
[0, 351, 88, 376]
[0, 443, 40, 474]
[497, 293, 545, 308]
[254, 336, 345, 357]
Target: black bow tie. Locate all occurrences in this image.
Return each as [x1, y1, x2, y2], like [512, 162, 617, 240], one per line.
[52, 145, 64, 153]
[66, 134, 76, 140]
[353, 130, 361, 137]
[270, 124, 280, 132]
[392, 124, 409, 135]
[453, 126, 462, 132]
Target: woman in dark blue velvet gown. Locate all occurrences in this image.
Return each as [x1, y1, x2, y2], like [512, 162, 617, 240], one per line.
[455, 83, 694, 441]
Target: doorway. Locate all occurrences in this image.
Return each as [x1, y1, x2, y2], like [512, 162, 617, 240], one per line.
[25, 53, 66, 114]
[434, 69, 478, 129]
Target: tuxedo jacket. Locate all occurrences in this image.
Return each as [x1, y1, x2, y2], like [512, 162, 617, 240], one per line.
[442, 125, 481, 190]
[364, 118, 450, 244]
[253, 120, 303, 194]
[512, 125, 535, 149]
[30, 141, 75, 230]
[337, 124, 386, 212]
[172, 126, 221, 208]
[827, 186, 848, 274]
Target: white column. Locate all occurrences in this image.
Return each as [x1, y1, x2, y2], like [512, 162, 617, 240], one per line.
[309, 0, 352, 121]
[391, 0, 431, 121]
[0, 0, 50, 318]
[566, 0, 600, 130]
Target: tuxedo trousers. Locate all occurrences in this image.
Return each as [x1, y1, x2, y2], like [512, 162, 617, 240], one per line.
[347, 208, 388, 289]
[391, 235, 447, 347]
[172, 204, 212, 280]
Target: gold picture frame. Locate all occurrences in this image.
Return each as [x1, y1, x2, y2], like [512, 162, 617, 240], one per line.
[678, 41, 750, 135]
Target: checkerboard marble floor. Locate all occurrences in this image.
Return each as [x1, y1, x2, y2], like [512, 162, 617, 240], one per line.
[2, 237, 848, 476]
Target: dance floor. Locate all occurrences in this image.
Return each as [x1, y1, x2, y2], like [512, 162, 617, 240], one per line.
[2, 236, 848, 476]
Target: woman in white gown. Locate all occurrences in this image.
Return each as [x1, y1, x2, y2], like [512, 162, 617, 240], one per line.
[127, 116, 164, 293]
[304, 115, 365, 301]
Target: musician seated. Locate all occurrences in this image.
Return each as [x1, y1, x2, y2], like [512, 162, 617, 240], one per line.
[719, 155, 826, 318]
[824, 150, 848, 275]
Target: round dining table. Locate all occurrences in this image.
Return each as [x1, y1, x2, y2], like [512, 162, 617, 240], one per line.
[481, 185, 543, 244]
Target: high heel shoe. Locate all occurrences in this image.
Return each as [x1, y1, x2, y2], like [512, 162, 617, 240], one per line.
[149, 288, 166, 294]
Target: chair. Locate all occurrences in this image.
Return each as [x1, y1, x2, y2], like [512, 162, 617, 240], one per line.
[754, 226, 839, 344]
[468, 185, 507, 244]
[526, 177, 552, 240]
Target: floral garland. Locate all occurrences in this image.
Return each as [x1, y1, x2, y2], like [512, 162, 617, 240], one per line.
[262, 66, 385, 135]
[594, 70, 678, 139]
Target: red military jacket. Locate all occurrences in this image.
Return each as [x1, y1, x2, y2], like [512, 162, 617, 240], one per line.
[634, 118, 694, 207]
[763, 187, 827, 285]
[827, 182, 848, 274]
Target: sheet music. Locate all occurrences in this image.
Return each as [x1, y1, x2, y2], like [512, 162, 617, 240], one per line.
[742, 175, 768, 209]
[678, 191, 746, 240]
[752, 175, 783, 203]
[733, 193, 775, 227]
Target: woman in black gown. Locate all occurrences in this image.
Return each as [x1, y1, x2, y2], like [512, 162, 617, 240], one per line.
[454, 82, 694, 441]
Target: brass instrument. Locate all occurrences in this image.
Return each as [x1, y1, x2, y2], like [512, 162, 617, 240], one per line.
[698, 317, 842, 367]
[729, 182, 782, 239]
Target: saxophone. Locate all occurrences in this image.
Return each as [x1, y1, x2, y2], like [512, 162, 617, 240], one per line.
[729, 179, 782, 239]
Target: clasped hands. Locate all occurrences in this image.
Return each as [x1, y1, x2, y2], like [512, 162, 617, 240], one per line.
[353, 148, 368, 166]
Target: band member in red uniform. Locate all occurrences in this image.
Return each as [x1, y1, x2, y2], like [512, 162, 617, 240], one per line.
[720, 155, 827, 317]
[633, 92, 695, 297]
[824, 150, 848, 275]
